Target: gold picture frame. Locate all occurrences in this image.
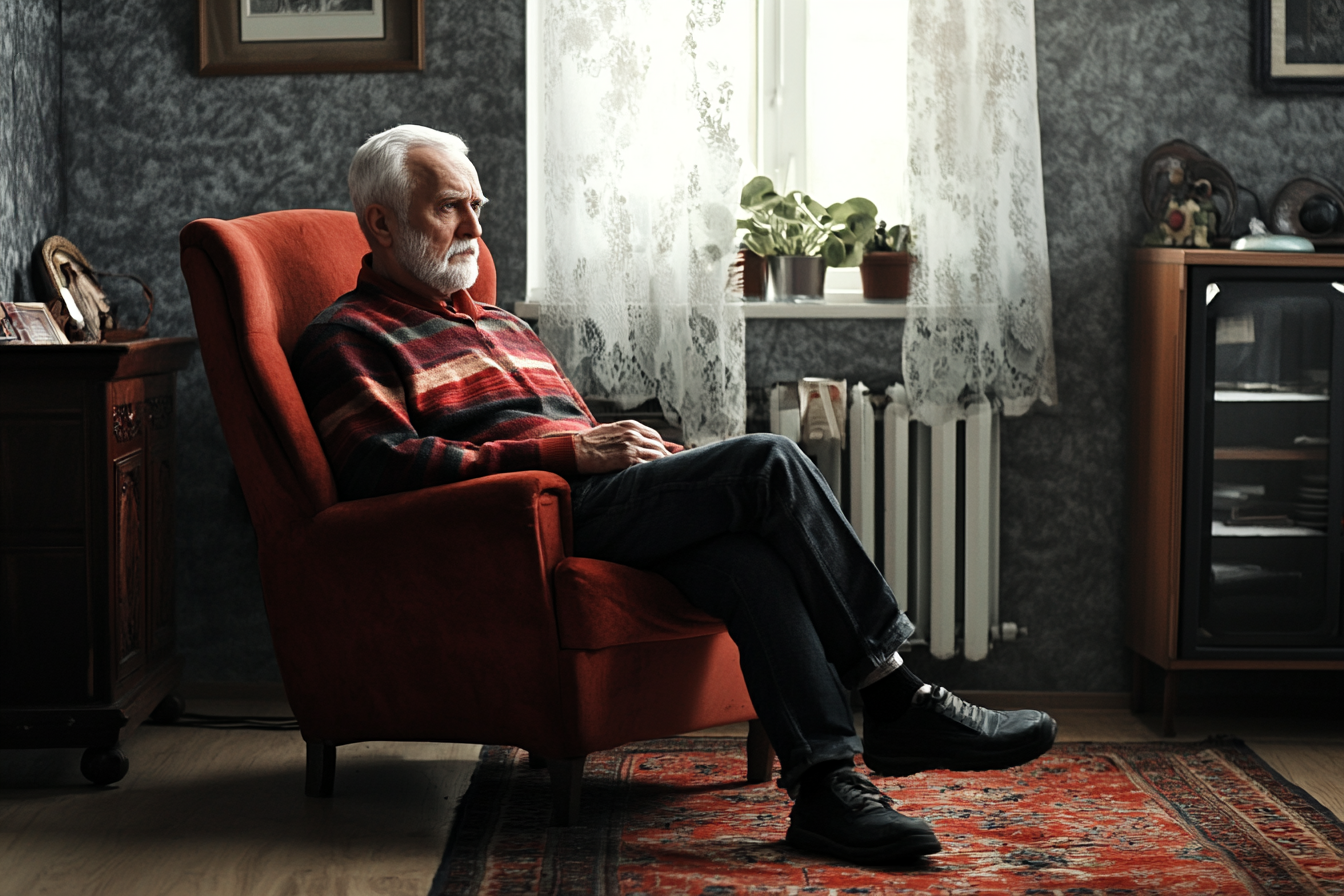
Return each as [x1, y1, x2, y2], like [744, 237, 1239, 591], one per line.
[198, 0, 424, 77]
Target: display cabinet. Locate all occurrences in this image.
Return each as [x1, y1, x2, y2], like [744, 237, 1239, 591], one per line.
[0, 338, 195, 783]
[1128, 249, 1344, 734]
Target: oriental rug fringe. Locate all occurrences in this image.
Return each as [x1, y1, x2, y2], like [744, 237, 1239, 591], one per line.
[430, 738, 1344, 896]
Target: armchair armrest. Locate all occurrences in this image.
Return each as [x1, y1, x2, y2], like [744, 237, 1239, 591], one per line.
[258, 471, 578, 746]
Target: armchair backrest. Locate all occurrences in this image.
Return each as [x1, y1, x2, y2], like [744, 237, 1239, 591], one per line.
[180, 209, 497, 534]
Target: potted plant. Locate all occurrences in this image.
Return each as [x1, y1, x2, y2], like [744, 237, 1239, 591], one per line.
[737, 176, 877, 302]
[859, 220, 912, 300]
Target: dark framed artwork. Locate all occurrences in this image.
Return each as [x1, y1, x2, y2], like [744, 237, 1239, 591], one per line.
[1255, 0, 1344, 93]
[198, 0, 424, 76]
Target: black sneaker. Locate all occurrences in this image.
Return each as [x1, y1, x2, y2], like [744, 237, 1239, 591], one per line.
[863, 686, 1057, 777]
[785, 767, 942, 864]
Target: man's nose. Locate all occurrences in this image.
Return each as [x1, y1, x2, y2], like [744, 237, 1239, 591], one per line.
[459, 206, 483, 240]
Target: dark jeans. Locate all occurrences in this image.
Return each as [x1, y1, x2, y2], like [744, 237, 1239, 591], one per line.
[568, 433, 914, 790]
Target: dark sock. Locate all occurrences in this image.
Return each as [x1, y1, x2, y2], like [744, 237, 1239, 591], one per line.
[797, 757, 854, 792]
[859, 665, 925, 724]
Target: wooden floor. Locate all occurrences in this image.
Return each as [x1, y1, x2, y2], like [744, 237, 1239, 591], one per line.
[1, 696, 1340, 896]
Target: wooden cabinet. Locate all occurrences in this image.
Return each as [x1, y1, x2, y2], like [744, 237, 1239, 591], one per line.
[1128, 249, 1344, 734]
[0, 337, 195, 783]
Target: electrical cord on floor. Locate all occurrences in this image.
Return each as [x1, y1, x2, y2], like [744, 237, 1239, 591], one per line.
[146, 712, 300, 731]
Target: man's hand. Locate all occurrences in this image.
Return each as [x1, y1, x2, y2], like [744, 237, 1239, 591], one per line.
[574, 420, 672, 474]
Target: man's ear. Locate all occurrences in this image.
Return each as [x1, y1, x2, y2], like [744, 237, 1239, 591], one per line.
[363, 204, 396, 248]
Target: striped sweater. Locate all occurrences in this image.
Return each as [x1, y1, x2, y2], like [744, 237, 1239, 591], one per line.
[292, 259, 596, 500]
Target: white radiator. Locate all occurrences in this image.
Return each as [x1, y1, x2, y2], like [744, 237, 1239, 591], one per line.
[770, 381, 1013, 661]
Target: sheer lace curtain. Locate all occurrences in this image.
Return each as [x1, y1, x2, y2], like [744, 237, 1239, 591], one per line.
[536, 0, 748, 446]
[903, 0, 1058, 425]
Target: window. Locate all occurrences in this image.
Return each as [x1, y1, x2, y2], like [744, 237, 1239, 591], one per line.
[751, 0, 909, 297]
[526, 0, 908, 301]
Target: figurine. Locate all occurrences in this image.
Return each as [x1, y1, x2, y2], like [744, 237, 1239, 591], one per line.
[1139, 140, 1238, 248]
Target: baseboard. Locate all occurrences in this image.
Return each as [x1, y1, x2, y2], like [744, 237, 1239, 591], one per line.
[179, 681, 289, 703]
[175, 682, 1130, 715]
[954, 691, 1131, 711]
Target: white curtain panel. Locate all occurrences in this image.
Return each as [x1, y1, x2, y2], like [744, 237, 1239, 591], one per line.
[536, 0, 748, 445]
[904, 0, 1058, 425]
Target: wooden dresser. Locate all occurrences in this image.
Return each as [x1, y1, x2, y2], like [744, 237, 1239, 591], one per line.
[0, 337, 196, 784]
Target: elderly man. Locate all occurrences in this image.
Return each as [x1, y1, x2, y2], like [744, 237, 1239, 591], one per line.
[292, 124, 1057, 865]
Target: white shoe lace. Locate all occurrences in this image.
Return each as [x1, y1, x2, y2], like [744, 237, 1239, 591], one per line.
[919, 686, 992, 733]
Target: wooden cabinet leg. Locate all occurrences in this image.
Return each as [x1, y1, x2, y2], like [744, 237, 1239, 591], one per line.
[81, 746, 129, 786]
[306, 741, 336, 797]
[746, 718, 776, 783]
[1161, 670, 1178, 738]
[546, 756, 586, 826]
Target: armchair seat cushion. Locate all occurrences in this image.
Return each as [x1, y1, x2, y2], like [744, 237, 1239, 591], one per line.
[554, 558, 725, 650]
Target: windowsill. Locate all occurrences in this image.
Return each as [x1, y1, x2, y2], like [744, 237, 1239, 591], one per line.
[510, 294, 908, 321]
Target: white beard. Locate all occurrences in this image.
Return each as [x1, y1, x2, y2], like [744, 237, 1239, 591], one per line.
[395, 226, 479, 296]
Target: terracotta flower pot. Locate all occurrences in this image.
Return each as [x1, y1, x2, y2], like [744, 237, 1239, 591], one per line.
[859, 251, 911, 299]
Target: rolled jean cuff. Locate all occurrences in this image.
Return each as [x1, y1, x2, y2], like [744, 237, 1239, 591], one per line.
[839, 611, 916, 691]
[778, 735, 864, 797]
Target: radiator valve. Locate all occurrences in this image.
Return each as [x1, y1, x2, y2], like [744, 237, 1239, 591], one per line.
[990, 621, 1028, 641]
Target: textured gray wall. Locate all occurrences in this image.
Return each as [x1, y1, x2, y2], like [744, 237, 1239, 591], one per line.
[58, 0, 526, 681]
[0, 0, 61, 305]
[746, 0, 1344, 693]
[45, 0, 1344, 688]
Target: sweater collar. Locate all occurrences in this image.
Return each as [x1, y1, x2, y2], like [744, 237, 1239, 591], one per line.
[357, 255, 481, 320]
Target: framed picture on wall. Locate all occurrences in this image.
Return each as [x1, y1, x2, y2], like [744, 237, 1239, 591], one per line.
[1254, 0, 1344, 93]
[198, 0, 424, 76]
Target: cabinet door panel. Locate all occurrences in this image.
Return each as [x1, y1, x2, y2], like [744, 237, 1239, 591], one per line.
[111, 452, 146, 684]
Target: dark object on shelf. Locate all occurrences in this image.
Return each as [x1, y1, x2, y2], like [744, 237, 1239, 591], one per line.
[859, 250, 911, 299]
[1253, 0, 1344, 94]
[1139, 141, 1238, 248]
[0, 338, 196, 785]
[198, 0, 424, 76]
[1269, 176, 1344, 246]
[38, 236, 154, 343]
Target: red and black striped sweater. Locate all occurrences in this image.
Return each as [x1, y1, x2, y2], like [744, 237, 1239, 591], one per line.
[292, 259, 596, 500]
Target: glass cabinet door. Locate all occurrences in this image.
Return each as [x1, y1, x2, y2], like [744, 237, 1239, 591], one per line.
[1183, 273, 1344, 655]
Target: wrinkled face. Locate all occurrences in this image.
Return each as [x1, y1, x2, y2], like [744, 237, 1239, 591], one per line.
[394, 145, 487, 295]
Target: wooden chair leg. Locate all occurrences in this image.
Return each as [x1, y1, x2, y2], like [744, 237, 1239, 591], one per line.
[746, 718, 776, 784]
[546, 755, 586, 826]
[305, 741, 336, 798]
[1161, 669, 1178, 738]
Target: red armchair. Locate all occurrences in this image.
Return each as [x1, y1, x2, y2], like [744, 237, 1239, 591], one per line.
[179, 210, 770, 823]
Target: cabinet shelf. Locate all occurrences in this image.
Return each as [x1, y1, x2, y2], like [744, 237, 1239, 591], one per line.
[1212, 447, 1327, 461]
[1214, 390, 1329, 402]
[1210, 522, 1325, 537]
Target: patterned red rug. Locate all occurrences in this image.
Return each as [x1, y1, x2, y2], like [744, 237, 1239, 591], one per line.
[430, 737, 1344, 895]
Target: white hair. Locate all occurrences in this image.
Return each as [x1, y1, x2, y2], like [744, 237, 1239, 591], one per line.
[348, 125, 469, 239]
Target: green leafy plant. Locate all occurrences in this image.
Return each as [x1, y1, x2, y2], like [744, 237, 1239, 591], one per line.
[737, 176, 877, 267]
[866, 220, 911, 254]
